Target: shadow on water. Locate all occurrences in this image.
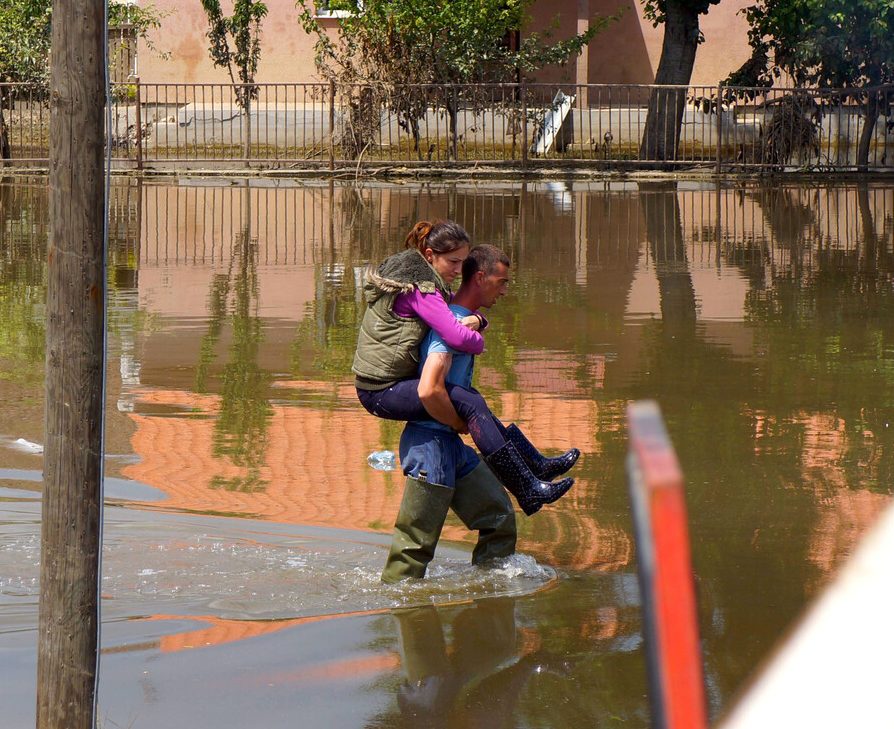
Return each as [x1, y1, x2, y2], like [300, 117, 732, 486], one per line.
[1, 177, 894, 726]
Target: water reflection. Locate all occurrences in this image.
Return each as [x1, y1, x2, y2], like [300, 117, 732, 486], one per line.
[366, 572, 647, 728]
[381, 601, 549, 728]
[1, 177, 893, 726]
[197, 185, 273, 493]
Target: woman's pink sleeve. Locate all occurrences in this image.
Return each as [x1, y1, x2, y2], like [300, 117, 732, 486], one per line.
[400, 290, 485, 354]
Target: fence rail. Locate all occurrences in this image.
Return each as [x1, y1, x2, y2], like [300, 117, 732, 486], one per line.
[1, 81, 892, 172]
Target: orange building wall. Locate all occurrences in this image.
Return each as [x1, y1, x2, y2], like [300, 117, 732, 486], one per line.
[527, 0, 754, 87]
[137, 0, 338, 84]
[137, 0, 753, 87]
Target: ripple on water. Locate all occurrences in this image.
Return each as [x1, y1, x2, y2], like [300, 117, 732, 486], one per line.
[0, 486, 555, 630]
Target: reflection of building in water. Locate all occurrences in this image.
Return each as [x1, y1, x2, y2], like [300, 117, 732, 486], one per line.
[479, 349, 606, 401]
[119, 179, 894, 578]
[120, 382, 627, 570]
[797, 412, 890, 583]
[751, 409, 892, 585]
[141, 610, 398, 662]
[132, 181, 894, 288]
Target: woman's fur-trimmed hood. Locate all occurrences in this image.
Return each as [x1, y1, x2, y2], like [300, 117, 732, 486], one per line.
[363, 249, 443, 303]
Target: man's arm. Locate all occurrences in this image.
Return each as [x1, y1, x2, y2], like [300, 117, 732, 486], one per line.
[417, 352, 467, 433]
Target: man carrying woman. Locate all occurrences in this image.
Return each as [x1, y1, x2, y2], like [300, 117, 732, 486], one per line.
[352, 221, 579, 581]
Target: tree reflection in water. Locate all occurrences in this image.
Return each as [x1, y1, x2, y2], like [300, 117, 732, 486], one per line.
[196, 186, 272, 493]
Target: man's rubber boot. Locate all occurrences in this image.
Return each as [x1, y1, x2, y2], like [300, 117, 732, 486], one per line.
[451, 462, 517, 564]
[484, 441, 574, 517]
[381, 476, 454, 583]
[506, 423, 580, 481]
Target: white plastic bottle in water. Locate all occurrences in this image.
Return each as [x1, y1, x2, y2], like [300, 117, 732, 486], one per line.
[367, 450, 397, 471]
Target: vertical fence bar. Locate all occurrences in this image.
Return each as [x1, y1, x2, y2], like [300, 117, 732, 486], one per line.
[165, 83, 171, 161]
[451, 85, 458, 162]
[29, 86, 36, 161]
[521, 81, 528, 170]
[716, 83, 723, 175]
[134, 77, 142, 171]
[329, 80, 335, 171]
[627, 400, 707, 729]
[302, 83, 309, 158]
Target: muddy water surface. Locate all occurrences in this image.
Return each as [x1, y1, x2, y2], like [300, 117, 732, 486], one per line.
[1, 178, 893, 727]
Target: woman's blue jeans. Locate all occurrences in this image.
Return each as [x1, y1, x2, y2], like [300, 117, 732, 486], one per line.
[357, 381, 507, 455]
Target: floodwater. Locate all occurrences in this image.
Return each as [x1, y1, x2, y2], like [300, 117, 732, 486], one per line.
[1, 177, 893, 727]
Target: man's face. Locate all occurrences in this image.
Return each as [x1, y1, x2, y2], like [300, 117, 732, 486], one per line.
[478, 262, 510, 308]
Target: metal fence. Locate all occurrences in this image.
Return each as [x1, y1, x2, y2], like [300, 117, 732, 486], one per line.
[1, 81, 892, 172]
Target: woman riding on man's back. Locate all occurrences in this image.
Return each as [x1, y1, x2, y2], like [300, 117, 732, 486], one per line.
[352, 219, 578, 516]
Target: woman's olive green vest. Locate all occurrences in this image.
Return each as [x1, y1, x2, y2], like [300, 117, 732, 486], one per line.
[353, 249, 451, 390]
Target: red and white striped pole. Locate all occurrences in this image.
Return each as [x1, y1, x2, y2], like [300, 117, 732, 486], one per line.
[627, 400, 707, 729]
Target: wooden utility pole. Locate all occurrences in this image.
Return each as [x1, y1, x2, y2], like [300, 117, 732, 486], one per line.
[37, 1, 106, 728]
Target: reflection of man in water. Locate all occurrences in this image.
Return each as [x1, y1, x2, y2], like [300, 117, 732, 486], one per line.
[381, 245, 517, 582]
[389, 599, 555, 728]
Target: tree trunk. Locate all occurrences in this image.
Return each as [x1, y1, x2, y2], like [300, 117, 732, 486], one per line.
[857, 183, 878, 272]
[447, 86, 458, 161]
[37, 1, 106, 728]
[857, 94, 880, 172]
[0, 108, 10, 161]
[639, 2, 701, 165]
[410, 116, 421, 160]
[344, 87, 375, 160]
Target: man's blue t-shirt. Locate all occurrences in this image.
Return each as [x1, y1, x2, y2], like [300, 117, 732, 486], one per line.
[412, 304, 475, 432]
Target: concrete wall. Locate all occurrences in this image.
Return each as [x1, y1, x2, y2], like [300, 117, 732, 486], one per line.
[136, 98, 894, 169]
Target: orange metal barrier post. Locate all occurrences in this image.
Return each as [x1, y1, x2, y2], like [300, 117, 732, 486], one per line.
[627, 400, 707, 729]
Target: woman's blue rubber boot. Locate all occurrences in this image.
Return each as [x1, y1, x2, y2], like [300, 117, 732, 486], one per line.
[484, 441, 574, 517]
[505, 423, 580, 481]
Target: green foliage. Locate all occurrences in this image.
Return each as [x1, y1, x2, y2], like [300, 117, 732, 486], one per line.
[734, 0, 894, 88]
[290, 275, 363, 381]
[0, 0, 51, 85]
[0, 183, 46, 382]
[108, 1, 169, 34]
[200, 0, 268, 109]
[299, 0, 608, 86]
[726, 1, 894, 168]
[112, 82, 138, 103]
[641, 0, 721, 27]
[297, 0, 614, 157]
[0, 1, 168, 86]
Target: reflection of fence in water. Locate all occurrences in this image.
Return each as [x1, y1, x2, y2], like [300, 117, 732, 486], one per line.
[136, 183, 331, 266]
[95, 181, 894, 271]
[675, 186, 894, 270]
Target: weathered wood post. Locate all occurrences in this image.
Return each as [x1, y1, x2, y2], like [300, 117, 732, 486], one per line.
[37, 1, 107, 727]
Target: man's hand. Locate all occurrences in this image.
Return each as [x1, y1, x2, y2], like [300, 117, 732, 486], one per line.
[417, 352, 467, 432]
[459, 314, 480, 331]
